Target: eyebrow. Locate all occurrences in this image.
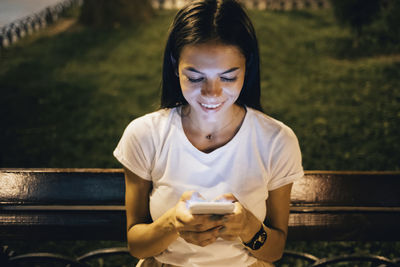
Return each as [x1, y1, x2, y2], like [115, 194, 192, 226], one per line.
[184, 67, 240, 75]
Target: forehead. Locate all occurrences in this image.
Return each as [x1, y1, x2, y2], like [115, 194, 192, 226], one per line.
[179, 42, 245, 69]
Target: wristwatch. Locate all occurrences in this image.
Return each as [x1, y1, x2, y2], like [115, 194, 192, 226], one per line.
[243, 224, 268, 250]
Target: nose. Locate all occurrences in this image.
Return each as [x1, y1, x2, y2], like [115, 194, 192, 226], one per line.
[201, 79, 222, 97]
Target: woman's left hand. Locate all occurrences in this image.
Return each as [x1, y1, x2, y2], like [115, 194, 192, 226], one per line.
[216, 193, 258, 242]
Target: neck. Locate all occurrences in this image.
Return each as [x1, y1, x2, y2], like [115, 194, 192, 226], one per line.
[182, 104, 244, 140]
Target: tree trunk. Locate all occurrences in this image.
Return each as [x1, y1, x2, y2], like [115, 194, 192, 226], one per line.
[79, 0, 154, 28]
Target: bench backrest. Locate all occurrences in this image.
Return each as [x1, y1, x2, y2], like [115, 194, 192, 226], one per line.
[1, 169, 399, 241]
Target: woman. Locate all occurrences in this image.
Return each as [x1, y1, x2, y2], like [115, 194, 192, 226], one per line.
[113, 0, 304, 266]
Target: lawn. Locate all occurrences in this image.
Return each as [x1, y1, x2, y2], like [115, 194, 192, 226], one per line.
[1, 9, 399, 171]
[1, 6, 399, 266]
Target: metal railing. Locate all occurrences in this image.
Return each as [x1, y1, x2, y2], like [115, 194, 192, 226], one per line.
[151, 0, 331, 10]
[1, 245, 399, 266]
[0, 0, 331, 49]
[0, 0, 82, 49]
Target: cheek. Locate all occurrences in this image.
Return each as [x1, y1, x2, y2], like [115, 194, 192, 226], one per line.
[180, 81, 199, 99]
[179, 79, 190, 93]
[227, 80, 244, 97]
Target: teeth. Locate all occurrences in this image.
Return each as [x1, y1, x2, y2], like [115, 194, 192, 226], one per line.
[201, 103, 222, 109]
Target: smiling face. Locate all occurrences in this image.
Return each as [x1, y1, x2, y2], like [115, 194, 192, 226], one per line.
[178, 42, 246, 122]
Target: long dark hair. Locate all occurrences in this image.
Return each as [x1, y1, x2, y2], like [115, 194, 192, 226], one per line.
[160, 0, 262, 111]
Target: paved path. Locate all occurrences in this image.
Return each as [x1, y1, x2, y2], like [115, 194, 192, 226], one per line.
[0, 0, 64, 27]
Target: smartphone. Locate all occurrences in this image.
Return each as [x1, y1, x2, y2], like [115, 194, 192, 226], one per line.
[188, 202, 235, 215]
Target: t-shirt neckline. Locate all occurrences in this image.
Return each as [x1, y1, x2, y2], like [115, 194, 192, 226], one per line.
[174, 106, 250, 156]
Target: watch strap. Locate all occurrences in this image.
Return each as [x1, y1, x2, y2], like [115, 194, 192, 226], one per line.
[243, 224, 268, 250]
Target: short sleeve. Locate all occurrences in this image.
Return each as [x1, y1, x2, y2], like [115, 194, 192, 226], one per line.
[113, 117, 155, 181]
[267, 126, 304, 191]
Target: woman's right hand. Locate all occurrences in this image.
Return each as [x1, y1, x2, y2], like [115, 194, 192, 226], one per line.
[173, 191, 225, 247]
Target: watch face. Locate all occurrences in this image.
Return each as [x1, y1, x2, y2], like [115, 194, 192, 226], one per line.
[252, 231, 267, 250]
[244, 225, 268, 250]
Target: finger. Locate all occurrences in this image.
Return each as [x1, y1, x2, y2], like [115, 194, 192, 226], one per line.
[209, 214, 224, 221]
[222, 202, 244, 217]
[180, 232, 216, 245]
[180, 191, 202, 201]
[182, 236, 217, 247]
[218, 225, 242, 240]
[180, 218, 224, 232]
[175, 201, 194, 224]
[179, 226, 221, 245]
[215, 193, 238, 202]
[221, 225, 243, 234]
[221, 213, 236, 223]
[177, 191, 207, 223]
[198, 236, 217, 247]
[219, 234, 238, 241]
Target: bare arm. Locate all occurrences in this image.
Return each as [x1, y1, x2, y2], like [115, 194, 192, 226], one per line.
[258, 183, 292, 261]
[124, 168, 226, 258]
[124, 167, 179, 259]
[220, 183, 293, 262]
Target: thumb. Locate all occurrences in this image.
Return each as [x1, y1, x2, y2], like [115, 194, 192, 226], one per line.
[180, 191, 205, 202]
[214, 193, 237, 202]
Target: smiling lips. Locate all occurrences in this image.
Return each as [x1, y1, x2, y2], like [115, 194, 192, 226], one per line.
[200, 102, 222, 109]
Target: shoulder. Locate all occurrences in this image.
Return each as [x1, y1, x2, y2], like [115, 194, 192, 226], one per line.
[124, 108, 174, 135]
[114, 109, 176, 179]
[246, 107, 297, 142]
[246, 109, 304, 187]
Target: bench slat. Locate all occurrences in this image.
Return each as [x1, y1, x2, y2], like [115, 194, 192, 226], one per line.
[2, 170, 399, 206]
[0, 169, 124, 205]
[2, 209, 399, 241]
[291, 171, 400, 207]
[0, 210, 125, 240]
[1, 169, 399, 241]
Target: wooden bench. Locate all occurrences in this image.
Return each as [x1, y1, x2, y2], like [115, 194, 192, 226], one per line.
[1, 169, 399, 266]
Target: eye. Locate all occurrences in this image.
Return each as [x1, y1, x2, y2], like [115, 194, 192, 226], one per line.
[188, 77, 204, 83]
[221, 77, 237, 82]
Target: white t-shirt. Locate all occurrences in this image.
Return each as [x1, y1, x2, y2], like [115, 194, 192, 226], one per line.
[114, 107, 304, 267]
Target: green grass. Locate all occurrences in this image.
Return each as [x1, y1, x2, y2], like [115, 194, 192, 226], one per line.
[0, 11, 169, 168]
[1, 9, 399, 170]
[251, 9, 400, 171]
[1, 7, 400, 266]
